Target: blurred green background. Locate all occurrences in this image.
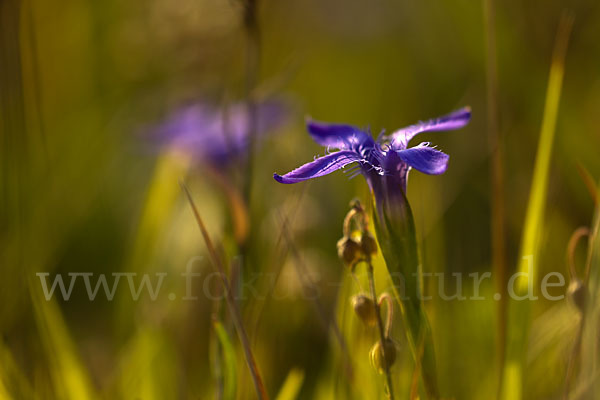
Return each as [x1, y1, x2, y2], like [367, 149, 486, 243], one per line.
[2, 0, 600, 399]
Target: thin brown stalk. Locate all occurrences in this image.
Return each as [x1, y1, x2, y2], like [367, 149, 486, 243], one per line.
[24, 0, 48, 159]
[238, 0, 262, 322]
[249, 183, 309, 343]
[567, 227, 590, 281]
[367, 263, 394, 400]
[242, 0, 261, 206]
[278, 212, 355, 382]
[181, 182, 269, 400]
[575, 163, 598, 206]
[564, 226, 591, 399]
[483, 0, 507, 384]
[563, 316, 585, 400]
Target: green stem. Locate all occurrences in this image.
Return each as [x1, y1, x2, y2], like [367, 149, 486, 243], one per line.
[372, 203, 440, 400]
[367, 262, 395, 400]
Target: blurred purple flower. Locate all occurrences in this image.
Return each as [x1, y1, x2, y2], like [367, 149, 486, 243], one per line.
[153, 100, 288, 165]
[274, 107, 470, 196]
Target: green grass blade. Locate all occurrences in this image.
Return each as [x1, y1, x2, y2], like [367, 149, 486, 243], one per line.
[28, 278, 97, 400]
[500, 13, 573, 400]
[0, 342, 39, 400]
[213, 321, 238, 400]
[275, 368, 305, 400]
[114, 326, 178, 400]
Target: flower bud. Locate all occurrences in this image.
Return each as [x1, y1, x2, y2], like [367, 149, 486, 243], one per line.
[567, 278, 587, 313]
[336, 236, 362, 267]
[351, 294, 377, 326]
[360, 230, 378, 258]
[369, 338, 397, 374]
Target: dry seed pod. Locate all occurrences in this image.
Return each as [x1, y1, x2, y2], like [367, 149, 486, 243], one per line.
[369, 338, 397, 374]
[567, 278, 587, 313]
[336, 236, 362, 267]
[351, 294, 377, 326]
[360, 230, 378, 258]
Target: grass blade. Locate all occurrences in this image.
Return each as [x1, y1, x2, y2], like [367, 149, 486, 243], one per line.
[181, 181, 269, 400]
[275, 369, 304, 400]
[28, 278, 97, 400]
[114, 326, 178, 400]
[213, 320, 238, 400]
[0, 342, 38, 399]
[500, 12, 574, 400]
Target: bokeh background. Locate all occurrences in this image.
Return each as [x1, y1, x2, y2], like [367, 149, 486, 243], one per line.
[2, 0, 600, 399]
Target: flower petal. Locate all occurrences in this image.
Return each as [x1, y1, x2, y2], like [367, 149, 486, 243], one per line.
[397, 144, 449, 175]
[274, 150, 363, 184]
[151, 99, 288, 164]
[307, 120, 372, 150]
[390, 107, 471, 149]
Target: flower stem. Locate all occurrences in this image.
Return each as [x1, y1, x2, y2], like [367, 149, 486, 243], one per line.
[367, 262, 395, 400]
[182, 182, 269, 400]
[484, 0, 509, 384]
[242, 0, 261, 208]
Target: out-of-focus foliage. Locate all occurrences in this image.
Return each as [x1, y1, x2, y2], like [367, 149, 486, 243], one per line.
[1, 0, 600, 399]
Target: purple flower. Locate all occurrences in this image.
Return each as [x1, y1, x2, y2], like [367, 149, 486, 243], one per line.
[153, 99, 287, 165]
[273, 107, 470, 209]
[275, 107, 470, 398]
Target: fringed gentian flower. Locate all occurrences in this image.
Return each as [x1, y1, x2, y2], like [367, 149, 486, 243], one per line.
[274, 107, 470, 400]
[274, 107, 470, 213]
[153, 99, 287, 166]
